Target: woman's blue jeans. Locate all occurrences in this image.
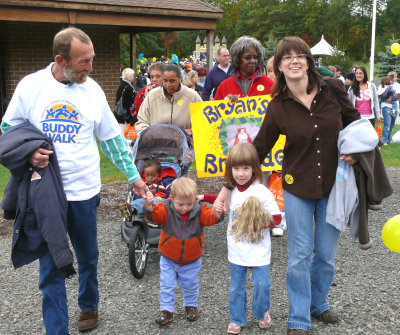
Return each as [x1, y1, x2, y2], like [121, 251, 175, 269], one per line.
[229, 263, 270, 327]
[382, 106, 399, 143]
[283, 190, 341, 331]
[39, 194, 100, 335]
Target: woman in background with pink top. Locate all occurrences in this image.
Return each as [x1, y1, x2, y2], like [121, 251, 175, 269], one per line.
[347, 66, 381, 128]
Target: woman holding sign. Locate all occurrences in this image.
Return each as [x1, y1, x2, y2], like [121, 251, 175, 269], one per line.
[214, 37, 360, 335]
[213, 36, 274, 101]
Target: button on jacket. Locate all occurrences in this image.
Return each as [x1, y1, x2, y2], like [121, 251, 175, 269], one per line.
[253, 78, 360, 199]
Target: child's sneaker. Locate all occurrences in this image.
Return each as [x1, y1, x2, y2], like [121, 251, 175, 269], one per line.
[227, 322, 241, 334]
[271, 227, 284, 237]
[185, 306, 199, 321]
[118, 200, 135, 219]
[155, 310, 173, 325]
[258, 310, 272, 328]
[118, 200, 130, 219]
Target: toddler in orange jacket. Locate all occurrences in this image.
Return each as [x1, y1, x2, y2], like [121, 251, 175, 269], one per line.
[143, 177, 223, 326]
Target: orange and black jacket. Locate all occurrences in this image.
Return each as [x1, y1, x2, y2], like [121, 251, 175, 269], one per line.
[143, 199, 221, 264]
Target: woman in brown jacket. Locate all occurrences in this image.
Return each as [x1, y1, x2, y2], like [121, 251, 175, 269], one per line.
[214, 37, 360, 335]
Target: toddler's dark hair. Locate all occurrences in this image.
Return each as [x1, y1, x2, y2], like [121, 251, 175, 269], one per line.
[381, 76, 392, 87]
[143, 160, 161, 173]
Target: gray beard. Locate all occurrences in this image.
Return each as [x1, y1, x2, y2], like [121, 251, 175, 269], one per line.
[63, 66, 87, 84]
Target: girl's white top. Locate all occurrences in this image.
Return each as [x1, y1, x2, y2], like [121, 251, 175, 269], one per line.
[227, 181, 280, 266]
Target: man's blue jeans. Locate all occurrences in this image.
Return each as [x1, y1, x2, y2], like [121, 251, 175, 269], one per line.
[229, 263, 270, 327]
[159, 256, 202, 313]
[39, 194, 100, 335]
[382, 106, 398, 143]
[283, 190, 341, 331]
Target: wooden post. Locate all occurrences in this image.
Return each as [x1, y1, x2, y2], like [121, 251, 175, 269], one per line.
[130, 33, 137, 90]
[206, 30, 214, 72]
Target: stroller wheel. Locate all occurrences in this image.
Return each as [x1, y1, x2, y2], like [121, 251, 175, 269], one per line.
[128, 225, 149, 279]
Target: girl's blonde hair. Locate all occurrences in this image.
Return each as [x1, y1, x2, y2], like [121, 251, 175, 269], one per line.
[224, 142, 263, 189]
[230, 196, 272, 243]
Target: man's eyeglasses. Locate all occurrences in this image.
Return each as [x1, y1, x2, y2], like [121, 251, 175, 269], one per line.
[242, 55, 260, 61]
[281, 54, 308, 62]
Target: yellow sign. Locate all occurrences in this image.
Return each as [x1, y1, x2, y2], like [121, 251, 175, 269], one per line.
[190, 95, 285, 178]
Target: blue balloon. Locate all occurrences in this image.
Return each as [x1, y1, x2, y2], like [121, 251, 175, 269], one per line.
[139, 53, 144, 59]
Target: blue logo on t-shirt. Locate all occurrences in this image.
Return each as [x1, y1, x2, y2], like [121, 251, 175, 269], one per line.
[40, 101, 84, 143]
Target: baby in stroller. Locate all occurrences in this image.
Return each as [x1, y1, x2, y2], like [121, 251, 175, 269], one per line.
[119, 159, 176, 216]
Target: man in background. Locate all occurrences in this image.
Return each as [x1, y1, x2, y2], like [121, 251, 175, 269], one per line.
[201, 47, 233, 101]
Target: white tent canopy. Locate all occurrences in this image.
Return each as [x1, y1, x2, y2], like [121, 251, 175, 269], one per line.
[310, 35, 343, 56]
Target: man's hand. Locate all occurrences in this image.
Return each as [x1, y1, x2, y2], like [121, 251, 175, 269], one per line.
[131, 179, 148, 198]
[29, 148, 53, 169]
[144, 191, 155, 210]
[339, 154, 358, 165]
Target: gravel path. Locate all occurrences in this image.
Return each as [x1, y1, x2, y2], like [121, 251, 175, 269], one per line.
[0, 168, 399, 335]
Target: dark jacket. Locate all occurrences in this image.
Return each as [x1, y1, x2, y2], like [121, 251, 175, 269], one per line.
[201, 62, 233, 101]
[353, 144, 393, 249]
[0, 123, 73, 269]
[114, 79, 136, 124]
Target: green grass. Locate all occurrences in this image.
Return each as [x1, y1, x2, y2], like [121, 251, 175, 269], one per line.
[0, 133, 399, 197]
[379, 124, 400, 167]
[0, 165, 10, 197]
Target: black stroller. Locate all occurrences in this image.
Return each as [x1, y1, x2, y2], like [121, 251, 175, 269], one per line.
[120, 124, 194, 279]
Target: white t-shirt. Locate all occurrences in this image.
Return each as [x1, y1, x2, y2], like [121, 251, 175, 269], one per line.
[227, 181, 281, 266]
[4, 63, 121, 201]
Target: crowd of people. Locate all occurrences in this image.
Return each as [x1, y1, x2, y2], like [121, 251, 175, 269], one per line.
[0, 27, 396, 335]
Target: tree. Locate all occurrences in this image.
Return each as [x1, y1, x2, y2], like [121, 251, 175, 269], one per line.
[376, 39, 400, 77]
[263, 35, 278, 60]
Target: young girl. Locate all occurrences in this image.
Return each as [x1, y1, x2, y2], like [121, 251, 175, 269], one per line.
[223, 142, 281, 334]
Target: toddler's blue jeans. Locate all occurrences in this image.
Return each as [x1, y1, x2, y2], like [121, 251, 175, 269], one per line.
[159, 256, 201, 313]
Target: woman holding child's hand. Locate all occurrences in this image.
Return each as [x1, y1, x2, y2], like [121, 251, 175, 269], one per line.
[216, 37, 360, 335]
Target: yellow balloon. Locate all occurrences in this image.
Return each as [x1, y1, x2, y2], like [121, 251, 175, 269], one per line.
[391, 43, 400, 56]
[152, 57, 156, 62]
[382, 214, 400, 252]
